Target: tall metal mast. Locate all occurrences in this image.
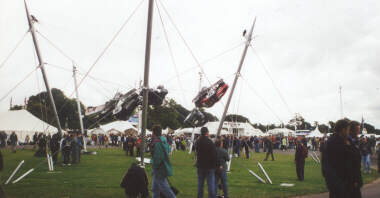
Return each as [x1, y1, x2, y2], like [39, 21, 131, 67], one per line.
[24, 0, 63, 135]
[216, 18, 256, 137]
[73, 64, 87, 151]
[140, 0, 155, 166]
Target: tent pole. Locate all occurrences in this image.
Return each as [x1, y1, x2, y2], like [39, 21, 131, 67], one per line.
[140, 0, 155, 167]
[216, 18, 256, 137]
[73, 64, 87, 152]
[24, 1, 63, 135]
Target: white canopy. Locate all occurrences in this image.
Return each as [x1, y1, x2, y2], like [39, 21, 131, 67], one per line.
[92, 121, 137, 134]
[0, 110, 58, 142]
[267, 128, 295, 136]
[307, 127, 325, 138]
[242, 128, 266, 137]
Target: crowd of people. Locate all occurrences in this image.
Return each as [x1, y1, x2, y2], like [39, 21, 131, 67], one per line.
[1, 119, 380, 198]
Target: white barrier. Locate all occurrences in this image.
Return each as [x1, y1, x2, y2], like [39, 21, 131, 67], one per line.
[248, 169, 266, 183]
[12, 168, 34, 184]
[258, 162, 272, 184]
[5, 160, 24, 185]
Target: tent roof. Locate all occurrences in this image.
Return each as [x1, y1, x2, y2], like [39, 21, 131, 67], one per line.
[99, 121, 137, 133]
[0, 110, 58, 133]
[267, 128, 295, 136]
[307, 127, 324, 138]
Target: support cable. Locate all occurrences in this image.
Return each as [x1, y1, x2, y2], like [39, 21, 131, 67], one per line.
[249, 46, 293, 116]
[75, 0, 145, 91]
[240, 75, 283, 123]
[157, 0, 212, 86]
[0, 30, 29, 70]
[0, 66, 40, 103]
[155, 1, 187, 106]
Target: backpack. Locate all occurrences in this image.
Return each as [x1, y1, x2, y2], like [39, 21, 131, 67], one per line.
[120, 163, 149, 197]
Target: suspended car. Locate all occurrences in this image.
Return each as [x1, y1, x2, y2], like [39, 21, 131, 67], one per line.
[184, 108, 206, 126]
[143, 85, 168, 106]
[85, 86, 168, 121]
[193, 79, 229, 108]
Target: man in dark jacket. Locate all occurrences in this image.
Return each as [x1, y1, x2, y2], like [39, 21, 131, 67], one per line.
[323, 119, 350, 198]
[10, 131, 18, 153]
[196, 127, 217, 198]
[50, 133, 61, 164]
[295, 139, 307, 181]
[346, 121, 363, 198]
[264, 137, 274, 161]
[62, 135, 73, 166]
[215, 138, 230, 198]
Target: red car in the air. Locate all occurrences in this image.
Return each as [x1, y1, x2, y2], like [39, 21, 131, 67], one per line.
[193, 79, 229, 108]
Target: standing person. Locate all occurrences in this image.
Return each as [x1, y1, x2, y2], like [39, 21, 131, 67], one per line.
[24, 135, 30, 145]
[254, 136, 260, 153]
[10, 131, 18, 153]
[196, 127, 217, 198]
[242, 138, 250, 159]
[295, 139, 307, 181]
[282, 137, 287, 151]
[33, 132, 38, 149]
[323, 119, 350, 198]
[50, 132, 61, 164]
[359, 137, 372, 174]
[62, 134, 72, 166]
[128, 135, 135, 156]
[215, 138, 230, 198]
[346, 121, 363, 198]
[150, 125, 176, 198]
[264, 137, 274, 161]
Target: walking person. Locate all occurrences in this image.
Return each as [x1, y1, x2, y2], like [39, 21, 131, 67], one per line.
[10, 131, 18, 153]
[323, 119, 350, 198]
[295, 139, 307, 181]
[359, 137, 372, 174]
[264, 137, 274, 161]
[150, 125, 176, 198]
[346, 120, 363, 198]
[196, 127, 217, 198]
[215, 138, 230, 198]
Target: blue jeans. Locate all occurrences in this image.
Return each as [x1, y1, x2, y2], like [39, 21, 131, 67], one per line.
[197, 168, 216, 198]
[215, 170, 228, 198]
[152, 175, 176, 198]
[362, 154, 371, 172]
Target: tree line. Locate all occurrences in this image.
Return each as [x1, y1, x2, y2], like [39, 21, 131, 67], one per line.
[9, 88, 380, 135]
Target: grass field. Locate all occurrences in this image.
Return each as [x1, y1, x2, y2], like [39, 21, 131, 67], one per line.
[0, 148, 378, 198]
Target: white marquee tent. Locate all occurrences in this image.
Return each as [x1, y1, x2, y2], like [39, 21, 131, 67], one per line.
[0, 110, 58, 143]
[307, 127, 325, 138]
[174, 121, 265, 136]
[267, 128, 295, 136]
[91, 121, 137, 134]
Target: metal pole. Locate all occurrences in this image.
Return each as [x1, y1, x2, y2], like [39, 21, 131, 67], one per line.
[216, 18, 256, 137]
[140, 0, 155, 166]
[73, 65, 87, 152]
[24, 1, 63, 135]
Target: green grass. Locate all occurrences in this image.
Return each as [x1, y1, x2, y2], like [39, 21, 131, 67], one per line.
[0, 148, 378, 198]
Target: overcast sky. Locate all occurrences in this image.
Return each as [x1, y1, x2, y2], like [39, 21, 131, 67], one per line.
[1, 0, 379, 128]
